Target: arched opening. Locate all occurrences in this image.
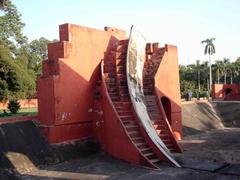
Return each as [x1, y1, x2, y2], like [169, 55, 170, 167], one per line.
[224, 88, 232, 96]
[161, 96, 171, 124]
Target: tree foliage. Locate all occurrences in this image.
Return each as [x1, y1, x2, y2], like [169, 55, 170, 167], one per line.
[180, 57, 240, 98]
[0, 0, 51, 101]
[201, 38, 216, 55]
[28, 37, 50, 74]
[0, 0, 27, 52]
[0, 40, 35, 101]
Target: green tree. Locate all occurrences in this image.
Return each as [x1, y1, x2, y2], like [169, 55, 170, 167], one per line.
[201, 38, 216, 91]
[234, 57, 240, 83]
[0, 40, 35, 101]
[195, 60, 201, 92]
[28, 37, 50, 74]
[0, 0, 27, 52]
[215, 60, 224, 84]
[222, 58, 230, 84]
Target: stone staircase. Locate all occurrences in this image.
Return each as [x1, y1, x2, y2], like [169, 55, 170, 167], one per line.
[143, 43, 181, 153]
[102, 40, 164, 168]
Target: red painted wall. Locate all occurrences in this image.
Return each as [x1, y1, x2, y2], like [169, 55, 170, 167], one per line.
[0, 99, 37, 110]
[37, 23, 182, 144]
[37, 24, 126, 143]
[212, 84, 240, 100]
[154, 45, 182, 139]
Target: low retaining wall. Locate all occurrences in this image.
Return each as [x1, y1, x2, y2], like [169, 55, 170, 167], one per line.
[0, 99, 38, 110]
[0, 115, 38, 125]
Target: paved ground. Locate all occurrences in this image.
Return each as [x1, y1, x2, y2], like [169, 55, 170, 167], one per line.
[1, 101, 240, 179]
[179, 128, 240, 164]
[17, 127, 240, 180]
[18, 153, 238, 180]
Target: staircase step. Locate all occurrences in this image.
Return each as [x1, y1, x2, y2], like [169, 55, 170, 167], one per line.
[104, 73, 115, 78]
[105, 78, 116, 83]
[120, 97, 130, 102]
[116, 74, 126, 79]
[116, 66, 125, 71]
[159, 135, 170, 141]
[131, 136, 143, 141]
[117, 110, 132, 116]
[119, 93, 129, 98]
[128, 131, 141, 138]
[135, 142, 148, 149]
[110, 96, 120, 101]
[106, 82, 116, 86]
[125, 124, 138, 131]
[122, 120, 137, 126]
[143, 152, 155, 158]
[140, 147, 152, 154]
[116, 59, 126, 66]
[119, 115, 134, 121]
[118, 39, 129, 45]
[109, 93, 118, 97]
[118, 86, 128, 91]
[116, 68, 126, 74]
[114, 102, 131, 107]
[150, 158, 161, 164]
[162, 139, 172, 145]
[117, 81, 127, 86]
[112, 51, 127, 59]
[112, 44, 127, 52]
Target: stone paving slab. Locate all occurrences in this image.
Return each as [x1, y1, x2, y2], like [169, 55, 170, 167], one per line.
[219, 164, 240, 176]
[175, 156, 228, 172]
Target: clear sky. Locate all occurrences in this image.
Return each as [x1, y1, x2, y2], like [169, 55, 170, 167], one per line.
[12, 0, 240, 65]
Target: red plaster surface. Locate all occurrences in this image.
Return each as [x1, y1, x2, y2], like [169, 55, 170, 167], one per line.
[212, 84, 240, 100]
[37, 23, 182, 147]
[38, 24, 126, 143]
[154, 45, 182, 140]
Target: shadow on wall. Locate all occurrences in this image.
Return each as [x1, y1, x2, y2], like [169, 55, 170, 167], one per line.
[38, 32, 121, 143]
[155, 88, 182, 139]
[161, 96, 171, 124]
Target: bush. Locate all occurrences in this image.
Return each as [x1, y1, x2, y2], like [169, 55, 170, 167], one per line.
[7, 99, 20, 114]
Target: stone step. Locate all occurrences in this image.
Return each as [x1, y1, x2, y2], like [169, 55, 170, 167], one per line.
[140, 147, 152, 154]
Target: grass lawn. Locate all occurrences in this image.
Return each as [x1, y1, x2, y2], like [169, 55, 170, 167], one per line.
[0, 107, 38, 118]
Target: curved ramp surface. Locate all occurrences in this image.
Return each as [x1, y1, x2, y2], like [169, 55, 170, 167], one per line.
[0, 121, 60, 172]
[126, 27, 180, 167]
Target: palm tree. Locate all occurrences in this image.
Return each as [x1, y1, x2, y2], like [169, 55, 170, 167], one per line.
[201, 61, 209, 91]
[215, 60, 224, 84]
[201, 38, 216, 91]
[234, 57, 240, 83]
[195, 60, 201, 92]
[222, 58, 230, 84]
[226, 62, 235, 84]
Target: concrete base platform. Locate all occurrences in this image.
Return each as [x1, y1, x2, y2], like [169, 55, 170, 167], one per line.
[219, 164, 240, 176]
[19, 154, 239, 180]
[174, 156, 228, 172]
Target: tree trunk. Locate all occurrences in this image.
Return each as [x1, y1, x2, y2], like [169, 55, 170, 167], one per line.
[224, 73, 227, 84]
[209, 54, 212, 91]
[198, 70, 200, 92]
[217, 69, 220, 84]
[207, 79, 209, 92]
